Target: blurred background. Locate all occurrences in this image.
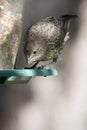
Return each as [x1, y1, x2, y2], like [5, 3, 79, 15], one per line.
[0, 0, 87, 130]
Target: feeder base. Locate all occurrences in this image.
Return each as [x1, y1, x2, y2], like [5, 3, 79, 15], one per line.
[0, 69, 58, 84]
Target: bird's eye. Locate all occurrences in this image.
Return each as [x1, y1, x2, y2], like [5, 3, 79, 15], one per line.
[33, 51, 37, 54]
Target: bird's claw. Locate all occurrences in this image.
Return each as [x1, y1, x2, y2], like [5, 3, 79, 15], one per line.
[36, 65, 45, 69]
[36, 65, 49, 69]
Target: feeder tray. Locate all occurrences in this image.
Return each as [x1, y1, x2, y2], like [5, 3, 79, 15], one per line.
[0, 69, 58, 84]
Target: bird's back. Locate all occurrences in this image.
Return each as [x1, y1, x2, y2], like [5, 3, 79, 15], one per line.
[29, 16, 62, 42]
[42, 15, 77, 61]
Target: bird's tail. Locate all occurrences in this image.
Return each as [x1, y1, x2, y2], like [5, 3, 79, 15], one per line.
[59, 14, 78, 31]
[60, 14, 78, 20]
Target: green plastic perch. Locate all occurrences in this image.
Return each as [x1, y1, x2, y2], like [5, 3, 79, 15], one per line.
[0, 69, 58, 84]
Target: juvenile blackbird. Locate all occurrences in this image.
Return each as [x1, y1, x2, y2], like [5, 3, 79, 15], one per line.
[24, 14, 77, 69]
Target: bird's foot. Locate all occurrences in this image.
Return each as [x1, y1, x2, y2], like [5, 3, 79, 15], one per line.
[25, 65, 48, 69]
[36, 65, 49, 69]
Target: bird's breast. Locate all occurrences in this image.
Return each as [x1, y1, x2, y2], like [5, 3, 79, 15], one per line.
[42, 45, 60, 61]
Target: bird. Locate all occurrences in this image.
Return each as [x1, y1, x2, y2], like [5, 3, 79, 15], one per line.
[23, 14, 77, 69]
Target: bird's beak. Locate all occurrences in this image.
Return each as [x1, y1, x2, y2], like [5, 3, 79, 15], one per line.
[26, 55, 35, 65]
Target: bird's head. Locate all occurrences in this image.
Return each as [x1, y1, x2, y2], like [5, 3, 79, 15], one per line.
[24, 40, 46, 66]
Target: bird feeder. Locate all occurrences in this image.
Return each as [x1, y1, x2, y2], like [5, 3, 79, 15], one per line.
[0, 0, 58, 84]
